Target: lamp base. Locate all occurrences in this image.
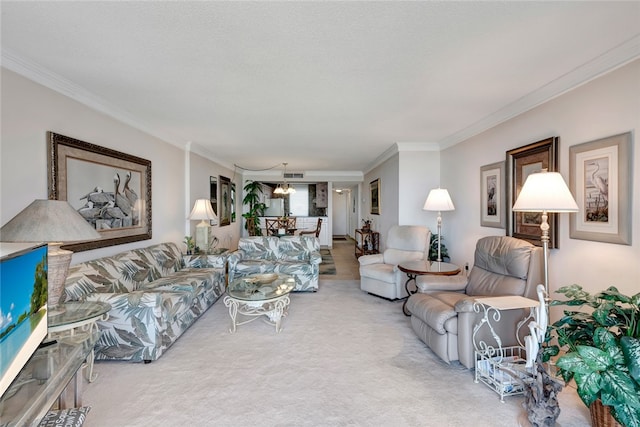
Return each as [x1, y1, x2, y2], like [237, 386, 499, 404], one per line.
[47, 244, 72, 309]
[195, 221, 211, 253]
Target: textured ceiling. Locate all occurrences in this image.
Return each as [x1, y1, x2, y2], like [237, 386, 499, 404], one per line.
[2, 1, 639, 173]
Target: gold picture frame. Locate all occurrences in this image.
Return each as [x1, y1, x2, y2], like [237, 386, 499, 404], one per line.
[48, 132, 152, 251]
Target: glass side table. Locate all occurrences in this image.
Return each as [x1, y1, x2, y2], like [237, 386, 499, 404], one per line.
[48, 301, 111, 382]
[0, 332, 99, 426]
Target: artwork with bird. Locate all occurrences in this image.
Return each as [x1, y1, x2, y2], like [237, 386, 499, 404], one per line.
[74, 169, 141, 230]
[585, 158, 608, 223]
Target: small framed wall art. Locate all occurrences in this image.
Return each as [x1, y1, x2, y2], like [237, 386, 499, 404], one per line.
[480, 161, 505, 228]
[370, 178, 380, 215]
[569, 132, 632, 245]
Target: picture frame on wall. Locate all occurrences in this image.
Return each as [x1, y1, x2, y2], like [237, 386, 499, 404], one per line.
[210, 176, 218, 225]
[219, 175, 232, 226]
[569, 132, 632, 245]
[506, 136, 559, 248]
[47, 131, 152, 252]
[370, 178, 380, 215]
[480, 161, 505, 228]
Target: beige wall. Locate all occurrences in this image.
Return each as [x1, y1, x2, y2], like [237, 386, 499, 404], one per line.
[440, 60, 640, 308]
[0, 68, 238, 263]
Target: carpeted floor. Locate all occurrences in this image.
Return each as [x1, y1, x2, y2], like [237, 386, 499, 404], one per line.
[82, 280, 589, 426]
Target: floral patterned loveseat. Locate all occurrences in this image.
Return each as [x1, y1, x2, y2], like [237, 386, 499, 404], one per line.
[64, 242, 226, 362]
[228, 236, 321, 292]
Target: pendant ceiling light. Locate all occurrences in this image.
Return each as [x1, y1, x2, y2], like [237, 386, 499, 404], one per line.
[274, 162, 296, 195]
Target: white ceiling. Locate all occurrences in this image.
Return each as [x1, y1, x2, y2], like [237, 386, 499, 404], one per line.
[2, 1, 639, 174]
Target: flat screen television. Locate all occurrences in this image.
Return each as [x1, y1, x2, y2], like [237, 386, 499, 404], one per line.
[0, 242, 48, 397]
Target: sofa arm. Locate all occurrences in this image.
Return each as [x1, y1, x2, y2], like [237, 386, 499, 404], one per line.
[227, 250, 246, 268]
[416, 273, 468, 293]
[358, 253, 384, 266]
[310, 252, 322, 265]
[453, 295, 479, 313]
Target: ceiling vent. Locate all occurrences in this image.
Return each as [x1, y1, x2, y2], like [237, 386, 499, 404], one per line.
[284, 172, 304, 179]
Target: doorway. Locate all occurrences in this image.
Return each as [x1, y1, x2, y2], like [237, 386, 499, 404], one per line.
[332, 189, 349, 237]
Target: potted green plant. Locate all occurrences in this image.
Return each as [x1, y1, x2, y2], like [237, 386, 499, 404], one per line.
[241, 180, 266, 236]
[183, 236, 195, 255]
[428, 234, 449, 262]
[547, 285, 640, 427]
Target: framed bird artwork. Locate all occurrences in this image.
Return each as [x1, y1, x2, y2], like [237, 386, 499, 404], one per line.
[569, 132, 632, 245]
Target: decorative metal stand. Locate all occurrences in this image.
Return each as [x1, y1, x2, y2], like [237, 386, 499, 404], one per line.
[472, 297, 538, 402]
[224, 295, 291, 333]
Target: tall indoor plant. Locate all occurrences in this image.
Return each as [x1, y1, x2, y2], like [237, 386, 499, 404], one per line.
[548, 285, 640, 427]
[241, 180, 266, 236]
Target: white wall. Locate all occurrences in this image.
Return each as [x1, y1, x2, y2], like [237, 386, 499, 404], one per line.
[1, 68, 186, 263]
[441, 60, 640, 304]
[188, 152, 241, 250]
[364, 153, 399, 250]
[399, 149, 441, 230]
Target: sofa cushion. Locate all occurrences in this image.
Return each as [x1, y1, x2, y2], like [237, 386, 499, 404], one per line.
[473, 236, 532, 279]
[280, 250, 308, 262]
[383, 248, 424, 266]
[465, 267, 526, 297]
[237, 237, 279, 260]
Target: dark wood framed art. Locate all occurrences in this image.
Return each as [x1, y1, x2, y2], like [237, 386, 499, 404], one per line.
[506, 136, 559, 248]
[219, 175, 231, 226]
[47, 132, 152, 251]
[370, 178, 380, 215]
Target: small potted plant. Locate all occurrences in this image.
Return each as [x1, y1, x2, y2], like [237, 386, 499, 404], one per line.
[361, 219, 372, 232]
[183, 236, 195, 255]
[547, 285, 640, 427]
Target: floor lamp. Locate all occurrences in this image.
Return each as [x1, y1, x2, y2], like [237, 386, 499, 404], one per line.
[189, 199, 218, 253]
[0, 200, 101, 309]
[423, 188, 455, 263]
[512, 170, 578, 301]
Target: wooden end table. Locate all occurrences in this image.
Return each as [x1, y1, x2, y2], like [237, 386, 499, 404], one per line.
[398, 260, 461, 316]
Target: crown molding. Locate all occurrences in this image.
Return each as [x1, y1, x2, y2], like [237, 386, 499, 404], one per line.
[1, 48, 186, 150]
[438, 35, 640, 150]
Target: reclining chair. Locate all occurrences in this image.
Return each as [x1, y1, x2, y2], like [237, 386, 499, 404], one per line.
[406, 236, 543, 368]
[358, 225, 431, 300]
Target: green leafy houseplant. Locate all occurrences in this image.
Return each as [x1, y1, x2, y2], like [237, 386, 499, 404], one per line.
[241, 180, 266, 236]
[428, 234, 449, 262]
[548, 285, 640, 427]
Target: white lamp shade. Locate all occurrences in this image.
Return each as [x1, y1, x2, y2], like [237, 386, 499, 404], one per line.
[513, 172, 578, 212]
[0, 199, 101, 243]
[423, 188, 455, 212]
[188, 199, 217, 221]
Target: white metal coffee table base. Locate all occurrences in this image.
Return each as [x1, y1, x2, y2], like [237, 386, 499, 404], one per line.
[223, 295, 291, 333]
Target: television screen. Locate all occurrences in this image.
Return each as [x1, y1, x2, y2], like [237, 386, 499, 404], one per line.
[0, 242, 48, 397]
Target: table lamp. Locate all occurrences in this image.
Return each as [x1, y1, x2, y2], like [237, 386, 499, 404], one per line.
[0, 199, 101, 308]
[188, 199, 218, 253]
[512, 170, 578, 300]
[423, 188, 455, 262]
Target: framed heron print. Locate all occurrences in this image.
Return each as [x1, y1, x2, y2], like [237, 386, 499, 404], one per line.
[569, 132, 631, 245]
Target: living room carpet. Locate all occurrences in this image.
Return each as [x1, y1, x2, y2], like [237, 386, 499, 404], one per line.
[318, 248, 336, 275]
[82, 280, 588, 427]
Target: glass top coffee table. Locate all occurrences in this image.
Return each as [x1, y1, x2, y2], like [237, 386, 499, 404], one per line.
[224, 273, 296, 333]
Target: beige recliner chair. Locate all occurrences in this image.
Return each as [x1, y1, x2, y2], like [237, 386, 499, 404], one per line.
[406, 236, 543, 368]
[359, 225, 431, 300]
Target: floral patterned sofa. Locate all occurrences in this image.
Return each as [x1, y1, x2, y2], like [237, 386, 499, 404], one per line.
[227, 236, 321, 292]
[64, 242, 227, 362]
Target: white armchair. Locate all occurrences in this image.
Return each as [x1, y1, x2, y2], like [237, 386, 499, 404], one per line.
[359, 225, 431, 300]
